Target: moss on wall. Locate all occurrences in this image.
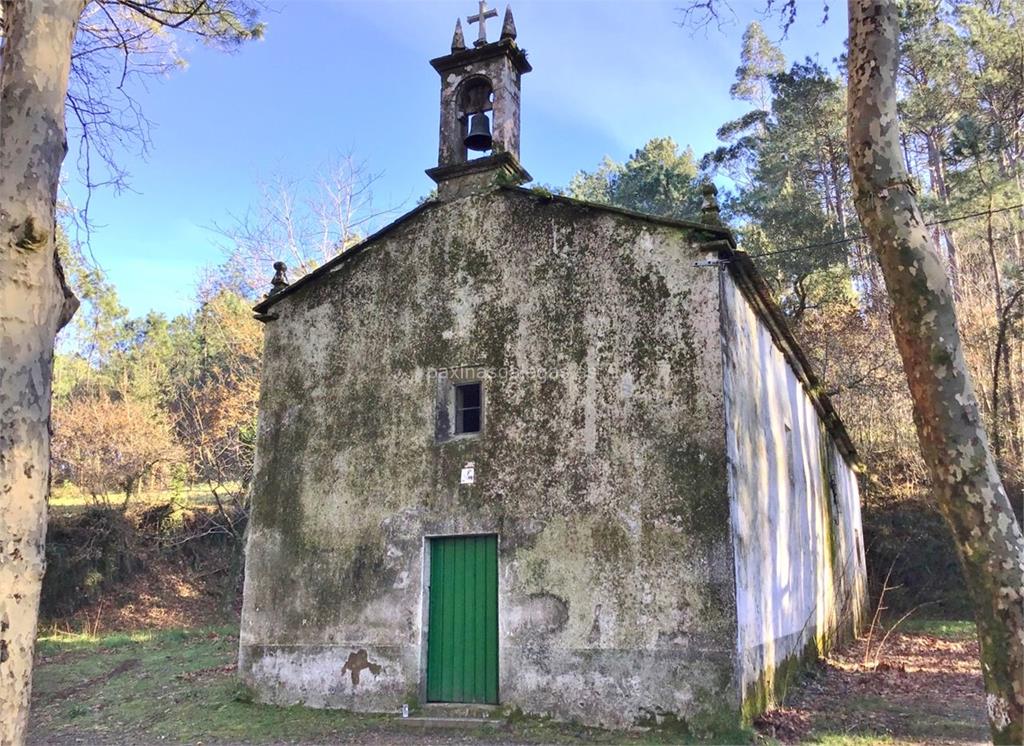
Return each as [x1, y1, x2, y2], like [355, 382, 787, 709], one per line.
[739, 637, 820, 726]
[241, 188, 737, 728]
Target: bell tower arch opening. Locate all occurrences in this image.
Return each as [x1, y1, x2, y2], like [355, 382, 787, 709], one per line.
[459, 76, 495, 156]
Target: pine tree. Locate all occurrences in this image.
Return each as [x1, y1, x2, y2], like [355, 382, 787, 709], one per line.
[730, 21, 786, 110]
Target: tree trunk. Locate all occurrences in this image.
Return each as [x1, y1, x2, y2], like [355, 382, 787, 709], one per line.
[827, 140, 849, 239]
[924, 131, 961, 297]
[847, 2, 1024, 742]
[0, 2, 84, 743]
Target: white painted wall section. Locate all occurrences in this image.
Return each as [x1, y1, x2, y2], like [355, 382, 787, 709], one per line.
[720, 271, 867, 704]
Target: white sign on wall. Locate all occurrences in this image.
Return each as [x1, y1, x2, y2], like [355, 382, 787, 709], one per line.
[460, 462, 476, 485]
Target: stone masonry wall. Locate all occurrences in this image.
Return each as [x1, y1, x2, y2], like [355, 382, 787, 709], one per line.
[239, 189, 738, 730]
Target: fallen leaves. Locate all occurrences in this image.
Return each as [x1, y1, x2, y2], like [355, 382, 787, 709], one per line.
[757, 627, 987, 744]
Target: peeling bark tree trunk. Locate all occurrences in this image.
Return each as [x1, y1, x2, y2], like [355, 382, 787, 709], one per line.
[0, 1, 84, 743]
[847, 2, 1024, 742]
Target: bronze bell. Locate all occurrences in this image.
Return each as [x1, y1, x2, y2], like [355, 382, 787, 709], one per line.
[464, 112, 493, 151]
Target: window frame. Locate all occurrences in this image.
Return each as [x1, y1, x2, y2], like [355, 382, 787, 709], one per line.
[434, 366, 486, 442]
[454, 381, 483, 435]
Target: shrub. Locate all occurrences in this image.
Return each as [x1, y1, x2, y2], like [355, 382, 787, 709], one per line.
[41, 507, 141, 618]
[51, 392, 182, 507]
[862, 499, 970, 617]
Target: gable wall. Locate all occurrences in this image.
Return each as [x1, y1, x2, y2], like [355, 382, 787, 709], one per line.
[720, 271, 868, 718]
[239, 191, 740, 729]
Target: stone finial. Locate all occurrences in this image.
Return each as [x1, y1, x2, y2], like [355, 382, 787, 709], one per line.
[269, 261, 289, 296]
[451, 18, 466, 52]
[700, 181, 723, 226]
[500, 5, 517, 41]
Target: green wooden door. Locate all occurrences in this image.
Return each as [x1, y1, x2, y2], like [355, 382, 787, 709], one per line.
[426, 535, 498, 703]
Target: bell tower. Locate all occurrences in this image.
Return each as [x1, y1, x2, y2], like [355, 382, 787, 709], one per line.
[426, 3, 532, 200]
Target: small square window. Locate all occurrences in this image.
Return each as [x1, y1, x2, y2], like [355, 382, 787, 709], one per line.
[434, 368, 485, 442]
[454, 382, 482, 434]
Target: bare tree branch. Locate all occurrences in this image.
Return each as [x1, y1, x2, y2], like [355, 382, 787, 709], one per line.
[208, 154, 398, 298]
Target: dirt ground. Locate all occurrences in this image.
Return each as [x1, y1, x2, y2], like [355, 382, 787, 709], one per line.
[757, 619, 988, 744]
[44, 556, 238, 634]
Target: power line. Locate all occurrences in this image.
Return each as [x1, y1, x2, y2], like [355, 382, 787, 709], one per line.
[745, 202, 1024, 259]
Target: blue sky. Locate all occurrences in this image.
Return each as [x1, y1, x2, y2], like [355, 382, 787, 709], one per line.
[63, 0, 847, 318]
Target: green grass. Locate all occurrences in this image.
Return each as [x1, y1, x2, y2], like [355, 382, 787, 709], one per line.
[48, 483, 240, 520]
[791, 672, 985, 745]
[30, 628, 754, 744]
[896, 618, 975, 639]
[33, 620, 984, 744]
[32, 627, 385, 743]
[807, 693, 982, 743]
[806, 736, 898, 745]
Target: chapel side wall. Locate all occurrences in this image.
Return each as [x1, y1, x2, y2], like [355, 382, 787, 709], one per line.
[238, 190, 739, 730]
[720, 271, 867, 719]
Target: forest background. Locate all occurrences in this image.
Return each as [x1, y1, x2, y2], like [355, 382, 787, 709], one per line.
[47, 0, 1024, 621]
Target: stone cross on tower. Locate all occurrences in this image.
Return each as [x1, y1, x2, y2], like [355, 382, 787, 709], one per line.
[467, 0, 498, 47]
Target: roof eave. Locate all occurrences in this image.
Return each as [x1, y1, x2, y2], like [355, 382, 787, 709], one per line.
[713, 245, 861, 466]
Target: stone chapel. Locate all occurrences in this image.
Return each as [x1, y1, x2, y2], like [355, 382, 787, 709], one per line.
[239, 4, 867, 732]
